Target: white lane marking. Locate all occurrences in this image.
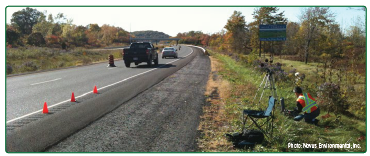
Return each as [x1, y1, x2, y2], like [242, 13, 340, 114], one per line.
[187, 45, 206, 53]
[30, 78, 62, 86]
[6, 99, 71, 124]
[7, 48, 194, 124]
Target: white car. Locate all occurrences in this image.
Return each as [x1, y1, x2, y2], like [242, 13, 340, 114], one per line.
[162, 47, 178, 59]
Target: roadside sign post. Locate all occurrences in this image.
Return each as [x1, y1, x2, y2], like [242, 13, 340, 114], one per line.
[259, 24, 286, 57]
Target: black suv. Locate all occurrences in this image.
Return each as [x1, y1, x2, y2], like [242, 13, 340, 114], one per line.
[123, 42, 159, 67]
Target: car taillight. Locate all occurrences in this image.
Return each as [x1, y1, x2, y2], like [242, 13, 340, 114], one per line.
[146, 49, 149, 55]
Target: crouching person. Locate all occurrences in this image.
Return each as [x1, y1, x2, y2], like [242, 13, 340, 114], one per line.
[293, 86, 320, 125]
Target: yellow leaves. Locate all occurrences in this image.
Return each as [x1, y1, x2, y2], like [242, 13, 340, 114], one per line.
[320, 53, 331, 59]
[287, 73, 294, 79]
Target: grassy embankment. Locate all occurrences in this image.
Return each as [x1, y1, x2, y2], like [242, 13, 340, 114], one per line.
[197, 49, 366, 152]
[6, 44, 171, 75]
[6, 47, 124, 75]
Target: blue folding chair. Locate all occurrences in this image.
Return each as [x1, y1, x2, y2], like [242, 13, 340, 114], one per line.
[242, 96, 275, 139]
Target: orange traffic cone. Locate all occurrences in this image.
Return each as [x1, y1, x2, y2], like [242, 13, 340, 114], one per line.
[43, 102, 49, 114]
[93, 86, 98, 94]
[71, 92, 76, 102]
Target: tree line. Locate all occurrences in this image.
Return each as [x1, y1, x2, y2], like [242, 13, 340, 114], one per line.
[6, 7, 131, 49]
[131, 31, 170, 39]
[176, 7, 366, 65]
[7, 7, 366, 65]
[175, 7, 366, 117]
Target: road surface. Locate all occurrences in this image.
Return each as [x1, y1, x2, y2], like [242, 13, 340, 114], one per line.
[47, 46, 210, 152]
[6, 45, 191, 122]
[6, 45, 210, 152]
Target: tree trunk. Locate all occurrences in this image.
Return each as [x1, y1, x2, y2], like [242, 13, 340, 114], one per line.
[305, 39, 310, 64]
[304, 26, 315, 64]
[259, 40, 261, 57]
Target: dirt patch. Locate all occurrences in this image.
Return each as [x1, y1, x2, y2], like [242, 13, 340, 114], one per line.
[198, 56, 236, 152]
[205, 57, 231, 100]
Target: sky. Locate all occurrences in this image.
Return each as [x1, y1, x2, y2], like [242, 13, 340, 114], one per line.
[6, 6, 366, 37]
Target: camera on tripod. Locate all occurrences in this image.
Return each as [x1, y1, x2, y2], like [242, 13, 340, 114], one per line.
[255, 57, 289, 115]
[252, 58, 277, 108]
[260, 59, 274, 75]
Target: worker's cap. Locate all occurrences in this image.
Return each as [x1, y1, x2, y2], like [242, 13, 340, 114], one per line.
[293, 86, 303, 93]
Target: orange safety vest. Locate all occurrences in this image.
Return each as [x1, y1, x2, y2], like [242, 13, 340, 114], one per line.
[297, 93, 318, 113]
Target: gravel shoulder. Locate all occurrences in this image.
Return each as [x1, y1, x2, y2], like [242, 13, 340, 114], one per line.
[46, 48, 210, 152]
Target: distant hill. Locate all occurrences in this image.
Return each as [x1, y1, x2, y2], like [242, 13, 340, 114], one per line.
[131, 30, 170, 39]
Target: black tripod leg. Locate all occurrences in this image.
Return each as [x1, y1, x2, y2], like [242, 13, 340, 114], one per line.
[242, 114, 248, 133]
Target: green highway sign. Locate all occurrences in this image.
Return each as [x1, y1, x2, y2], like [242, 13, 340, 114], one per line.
[259, 24, 286, 41]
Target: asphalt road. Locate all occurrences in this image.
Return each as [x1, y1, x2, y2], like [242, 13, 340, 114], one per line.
[6, 45, 210, 152]
[6, 45, 191, 122]
[46, 47, 210, 152]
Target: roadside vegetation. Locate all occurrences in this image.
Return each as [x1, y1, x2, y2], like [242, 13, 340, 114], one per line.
[6, 7, 171, 75]
[6, 47, 122, 75]
[198, 49, 366, 152]
[6, 7, 366, 152]
[197, 7, 365, 152]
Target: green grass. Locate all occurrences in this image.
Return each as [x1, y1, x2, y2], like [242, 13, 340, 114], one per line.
[6, 47, 122, 75]
[274, 57, 366, 119]
[204, 49, 366, 152]
[274, 58, 365, 84]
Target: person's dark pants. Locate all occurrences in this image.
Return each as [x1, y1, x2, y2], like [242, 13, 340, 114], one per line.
[294, 107, 320, 124]
[304, 107, 320, 123]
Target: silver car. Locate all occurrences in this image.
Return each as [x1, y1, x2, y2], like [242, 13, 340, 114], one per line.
[162, 47, 178, 59]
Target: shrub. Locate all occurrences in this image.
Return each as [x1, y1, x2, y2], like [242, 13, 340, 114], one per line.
[239, 54, 248, 65]
[46, 35, 60, 46]
[252, 59, 288, 82]
[316, 82, 349, 116]
[22, 61, 38, 72]
[61, 42, 67, 49]
[6, 64, 13, 74]
[6, 44, 12, 48]
[247, 54, 258, 65]
[6, 28, 20, 45]
[82, 57, 92, 65]
[27, 32, 45, 46]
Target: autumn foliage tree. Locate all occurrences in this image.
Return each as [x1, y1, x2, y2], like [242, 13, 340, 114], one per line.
[86, 24, 101, 46]
[299, 7, 335, 64]
[32, 13, 54, 37]
[8, 8, 131, 49]
[283, 22, 301, 55]
[224, 11, 248, 54]
[71, 25, 88, 46]
[177, 31, 203, 45]
[100, 24, 118, 46]
[45, 35, 60, 46]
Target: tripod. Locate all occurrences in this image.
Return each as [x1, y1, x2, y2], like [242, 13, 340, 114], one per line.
[245, 68, 279, 140]
[252, 68, 278, 106]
